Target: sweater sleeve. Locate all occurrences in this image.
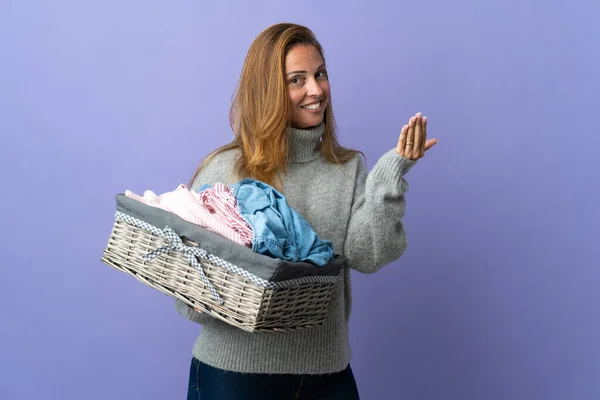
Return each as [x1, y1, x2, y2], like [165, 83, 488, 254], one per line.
[174, 150, 240, 325]
[343, 149, 417, 274]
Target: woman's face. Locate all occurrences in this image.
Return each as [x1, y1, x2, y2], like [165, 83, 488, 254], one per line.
[285, 44, 330, 129]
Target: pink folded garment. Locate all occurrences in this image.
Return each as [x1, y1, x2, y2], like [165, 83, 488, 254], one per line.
[199, 183, 254, 247]
[125, 184, 253, 247]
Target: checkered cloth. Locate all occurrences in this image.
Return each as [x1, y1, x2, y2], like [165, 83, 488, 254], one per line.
[143, 225, 223, 304]
[114, 211, 339, 290]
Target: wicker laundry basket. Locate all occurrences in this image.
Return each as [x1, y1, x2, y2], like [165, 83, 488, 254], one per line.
[100, 208, 343, 333]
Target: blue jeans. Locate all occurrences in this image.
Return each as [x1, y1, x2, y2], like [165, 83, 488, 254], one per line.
[187, 357, 360, 400]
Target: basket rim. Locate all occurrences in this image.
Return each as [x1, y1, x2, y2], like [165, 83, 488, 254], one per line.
[112, 210, 342, 290]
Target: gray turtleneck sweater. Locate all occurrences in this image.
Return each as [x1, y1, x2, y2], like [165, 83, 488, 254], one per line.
[175, 123, 416, 375]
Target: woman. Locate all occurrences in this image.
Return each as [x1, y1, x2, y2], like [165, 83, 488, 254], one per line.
[176, 22, 438, 399]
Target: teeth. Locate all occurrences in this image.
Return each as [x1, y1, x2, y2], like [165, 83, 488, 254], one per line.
[302, 102, 320, 110]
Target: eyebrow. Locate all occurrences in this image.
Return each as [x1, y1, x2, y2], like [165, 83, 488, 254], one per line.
[286, 63, 326, 76]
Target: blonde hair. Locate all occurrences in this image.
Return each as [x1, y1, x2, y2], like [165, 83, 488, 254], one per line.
[189, 22, 362, 191]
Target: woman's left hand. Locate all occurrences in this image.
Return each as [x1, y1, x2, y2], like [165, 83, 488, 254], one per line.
[396, 112, 438, 160]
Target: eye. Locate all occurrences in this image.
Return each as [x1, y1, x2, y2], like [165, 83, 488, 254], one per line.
[290, 76, 304, 85]
[316, 70, 327, 79]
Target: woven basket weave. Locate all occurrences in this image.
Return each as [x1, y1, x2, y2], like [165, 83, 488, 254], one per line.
[101, 217, 340, 333]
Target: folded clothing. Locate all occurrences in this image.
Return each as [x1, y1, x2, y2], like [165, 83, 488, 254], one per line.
[199, 178, 335, 266]
[115, 194, 345, 283]
[125, 184, 252, 247]
[199, 183, 254, 246]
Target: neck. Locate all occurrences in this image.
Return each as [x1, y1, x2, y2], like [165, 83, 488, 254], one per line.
[287, 122, 325, 163]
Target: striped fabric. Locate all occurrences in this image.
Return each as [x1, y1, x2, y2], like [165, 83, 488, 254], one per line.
[199, 183, 254, 246]
[125, 184, 253, 247]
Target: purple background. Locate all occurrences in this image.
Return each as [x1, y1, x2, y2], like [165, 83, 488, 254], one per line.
[1, 1, 598, 399]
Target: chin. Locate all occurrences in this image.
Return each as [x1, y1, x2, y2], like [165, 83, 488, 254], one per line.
[300, 116, 325, 128]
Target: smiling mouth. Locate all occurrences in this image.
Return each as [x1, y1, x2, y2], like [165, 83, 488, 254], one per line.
[301, 101, 322, 110]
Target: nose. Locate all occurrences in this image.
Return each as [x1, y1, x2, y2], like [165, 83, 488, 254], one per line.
[306, 77, 323, 98]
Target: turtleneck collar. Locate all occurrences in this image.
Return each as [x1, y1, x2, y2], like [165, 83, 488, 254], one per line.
[287, 122, 325, 163]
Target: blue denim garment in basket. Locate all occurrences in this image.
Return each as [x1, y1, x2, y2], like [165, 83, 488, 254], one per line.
[198, 178, 334, 266]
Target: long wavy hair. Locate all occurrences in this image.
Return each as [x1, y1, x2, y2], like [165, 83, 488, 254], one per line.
[189, 22, 362, 191]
